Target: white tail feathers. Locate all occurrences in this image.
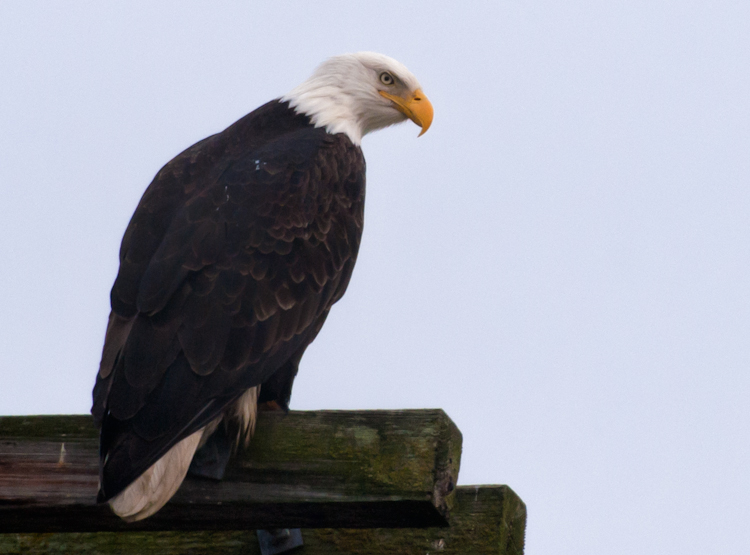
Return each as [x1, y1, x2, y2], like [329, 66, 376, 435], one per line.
[108, 386, 260, 522]
[226, 386, 260, 448]
[109, 428, 203, 522]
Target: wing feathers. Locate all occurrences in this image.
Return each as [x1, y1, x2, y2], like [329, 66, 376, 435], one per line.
[95, 102, 366, 506]
[178, 304, 232, 374]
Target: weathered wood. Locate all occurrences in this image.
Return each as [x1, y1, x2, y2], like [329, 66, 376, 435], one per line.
[0, 486, 526, 554]
[0, 410, 462, 532]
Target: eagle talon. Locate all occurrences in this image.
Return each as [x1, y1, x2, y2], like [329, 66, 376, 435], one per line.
[257, 528, 304, 555]
[258, 400, 287, 413]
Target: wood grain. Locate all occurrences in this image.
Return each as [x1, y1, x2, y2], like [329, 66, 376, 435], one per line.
[0, 486, 526, 555]
[0, 410, 462, 532]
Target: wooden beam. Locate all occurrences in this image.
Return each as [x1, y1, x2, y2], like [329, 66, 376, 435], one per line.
[0, 486, 526, 555]
[0, 410, 462, 532]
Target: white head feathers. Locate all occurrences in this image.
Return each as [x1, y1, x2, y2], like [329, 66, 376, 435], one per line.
[282, 52, 425, 145]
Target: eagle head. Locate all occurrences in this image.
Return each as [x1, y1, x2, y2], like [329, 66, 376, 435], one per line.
[283, 52, 433, 145]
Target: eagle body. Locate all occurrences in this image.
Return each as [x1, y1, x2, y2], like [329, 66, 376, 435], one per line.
[92, 52, 432, 521]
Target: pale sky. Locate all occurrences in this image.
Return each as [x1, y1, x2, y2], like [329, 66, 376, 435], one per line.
[2, 2, 749, 553]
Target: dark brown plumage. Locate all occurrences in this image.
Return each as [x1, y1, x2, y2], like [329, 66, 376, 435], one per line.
[92, 99, 365, 502]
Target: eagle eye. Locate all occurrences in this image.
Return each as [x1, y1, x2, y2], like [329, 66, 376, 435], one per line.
[379, 72, 395, 86]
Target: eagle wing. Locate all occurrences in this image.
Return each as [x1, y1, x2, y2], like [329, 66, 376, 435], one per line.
[93, 105, 365, 501]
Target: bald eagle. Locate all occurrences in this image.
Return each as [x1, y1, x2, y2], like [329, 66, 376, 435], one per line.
[91, 52, 433, 521]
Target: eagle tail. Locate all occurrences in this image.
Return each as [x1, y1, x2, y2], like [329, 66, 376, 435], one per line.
[109, 427, 204, 522]
[107, 386, 260, 522]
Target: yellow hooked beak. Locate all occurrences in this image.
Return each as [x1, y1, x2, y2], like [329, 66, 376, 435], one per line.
[379, 88, 433, 136]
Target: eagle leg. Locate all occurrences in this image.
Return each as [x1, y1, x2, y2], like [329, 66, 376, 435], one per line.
[187, 424, 233, 480]
[257, 528, 304, 555]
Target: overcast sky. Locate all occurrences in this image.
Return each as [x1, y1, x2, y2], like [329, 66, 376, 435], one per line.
[2, 2, 749, 553]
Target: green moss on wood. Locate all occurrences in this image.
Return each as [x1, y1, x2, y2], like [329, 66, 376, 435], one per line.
[0, 415, 96, 440]
[0, 486, 526, 554]
[1, 410, 463, 532]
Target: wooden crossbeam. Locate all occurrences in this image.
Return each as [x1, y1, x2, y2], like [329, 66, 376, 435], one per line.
[0, 410, 462, 532]
[1, 486, 526, 554]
